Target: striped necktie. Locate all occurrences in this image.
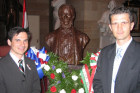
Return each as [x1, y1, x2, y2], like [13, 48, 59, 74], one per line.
[113, 48, 123, 80]
[116, 48, 123, 60]
[18, 59, 24, 74]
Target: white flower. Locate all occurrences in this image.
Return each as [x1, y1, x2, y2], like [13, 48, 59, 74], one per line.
[59, 89, 66, 93]
[38, 53, 47, 61]
[78, 88, 84, 93]
[72, 75, 78, 81]
[56, 68, 62, 73]
[44, 64, 50, 71]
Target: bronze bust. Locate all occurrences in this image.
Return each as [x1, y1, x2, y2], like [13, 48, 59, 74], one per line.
[45, 4, 89, 65]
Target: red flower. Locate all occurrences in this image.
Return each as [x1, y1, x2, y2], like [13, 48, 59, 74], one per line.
[50, 86, 57, 92]
[81, 79, 83, 84]
[71, 89, 76, 93]
[50, 73, 55, 79]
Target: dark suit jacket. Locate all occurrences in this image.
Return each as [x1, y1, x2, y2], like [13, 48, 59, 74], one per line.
[93, 39, 140, 93]
[0, 53, 41, 93]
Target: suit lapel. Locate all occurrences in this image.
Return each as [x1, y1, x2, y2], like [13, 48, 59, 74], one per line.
[6, 54, 26, 79]
[23, 57, 33, 92]
[24, 57, 32, 79]
[107, 44, 116, 93]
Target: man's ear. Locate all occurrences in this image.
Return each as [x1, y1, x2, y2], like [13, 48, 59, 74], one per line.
[130, 22, 134, 31]
[109, 24, 112, 31]
[7, 39, 11, 46]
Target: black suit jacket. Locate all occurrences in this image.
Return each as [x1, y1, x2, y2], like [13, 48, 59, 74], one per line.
[0, 53, 41, 93]
[93, 39, 140, 93]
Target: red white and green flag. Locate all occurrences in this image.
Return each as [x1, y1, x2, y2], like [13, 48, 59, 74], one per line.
[80, 51, 100, 93]
[22, 0, 29, 30]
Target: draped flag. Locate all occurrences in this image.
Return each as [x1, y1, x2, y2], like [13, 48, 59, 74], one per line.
[80, 51, 100, 93]
[26, 47, 50, 79]
[22, 0, 29, 30]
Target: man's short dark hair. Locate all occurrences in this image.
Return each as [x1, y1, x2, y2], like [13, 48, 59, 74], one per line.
[8, 26, 31, 41]
[109, 6, 133, 24]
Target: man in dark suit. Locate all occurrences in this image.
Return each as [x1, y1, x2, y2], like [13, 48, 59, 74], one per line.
[93, 6, 140, 93]
[0, 27, 41, 93]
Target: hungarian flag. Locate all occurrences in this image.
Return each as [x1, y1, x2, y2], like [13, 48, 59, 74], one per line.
[22, 0, 29, 30]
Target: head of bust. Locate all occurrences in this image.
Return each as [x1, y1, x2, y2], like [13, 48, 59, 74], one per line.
[58, 4, 75, 29]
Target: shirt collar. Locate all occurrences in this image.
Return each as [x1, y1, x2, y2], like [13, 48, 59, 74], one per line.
[116, 37, 132, 53]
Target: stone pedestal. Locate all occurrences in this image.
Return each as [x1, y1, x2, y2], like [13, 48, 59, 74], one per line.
[68, 64, 83, 71]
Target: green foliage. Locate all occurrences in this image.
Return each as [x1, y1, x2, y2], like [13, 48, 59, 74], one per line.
[80, 52, 91, 65]
[80, 52, 92, 74]
[43, 52, 91, 93]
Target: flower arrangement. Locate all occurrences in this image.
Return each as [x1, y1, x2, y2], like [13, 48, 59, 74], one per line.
[26, 47, 100, 93]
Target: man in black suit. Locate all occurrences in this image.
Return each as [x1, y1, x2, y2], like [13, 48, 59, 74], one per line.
[0, 27, 41, 93]
[93, 6, 140, 93]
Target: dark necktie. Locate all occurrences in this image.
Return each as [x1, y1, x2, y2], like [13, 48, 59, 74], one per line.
[18, 59, 24, 74]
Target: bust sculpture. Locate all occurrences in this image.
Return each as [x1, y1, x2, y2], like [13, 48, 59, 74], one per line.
[45, 4, 89, 65]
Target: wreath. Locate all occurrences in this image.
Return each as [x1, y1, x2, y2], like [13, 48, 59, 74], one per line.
[26, 47, 100, 93]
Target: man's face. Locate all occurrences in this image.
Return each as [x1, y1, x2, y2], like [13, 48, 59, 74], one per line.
[109, 13, 134, 43]
[59, 7, 74, 29]
[7, 32, 29, 59]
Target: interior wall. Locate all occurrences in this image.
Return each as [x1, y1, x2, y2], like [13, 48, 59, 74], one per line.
[28, 15, 40, 49]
